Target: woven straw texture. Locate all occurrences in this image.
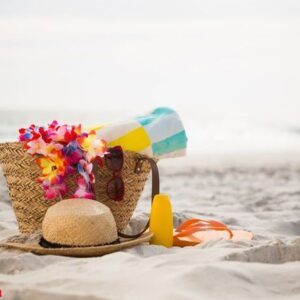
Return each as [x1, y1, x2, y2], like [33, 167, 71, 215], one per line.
[0, 142, 152, 234]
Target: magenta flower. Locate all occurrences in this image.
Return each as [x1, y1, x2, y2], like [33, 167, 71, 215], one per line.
[19, 120, 107, 201]
[73, 177, 94, 199]
[42, 180, 68, 200]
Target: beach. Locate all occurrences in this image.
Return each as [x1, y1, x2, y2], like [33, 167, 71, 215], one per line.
[1, 154, 300, 300]
[1, 0, 300, 298]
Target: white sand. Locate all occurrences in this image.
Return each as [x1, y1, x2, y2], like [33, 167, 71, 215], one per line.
[1, 155, 300, 300]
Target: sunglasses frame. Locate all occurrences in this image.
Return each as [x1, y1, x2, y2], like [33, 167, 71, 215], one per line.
[104, 146, 125, 201]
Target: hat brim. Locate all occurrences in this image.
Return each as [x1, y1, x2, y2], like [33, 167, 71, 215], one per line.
[0, 232, 153, 257]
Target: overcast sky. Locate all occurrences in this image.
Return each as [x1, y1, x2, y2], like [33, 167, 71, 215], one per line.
[0, 1, 299, 120]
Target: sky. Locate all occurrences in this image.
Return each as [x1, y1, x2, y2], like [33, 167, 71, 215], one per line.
[0, 0, 299, 122]
[0, 1, 300, 154]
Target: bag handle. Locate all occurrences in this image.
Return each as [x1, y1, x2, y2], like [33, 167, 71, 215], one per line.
[118, 157, 160, 239]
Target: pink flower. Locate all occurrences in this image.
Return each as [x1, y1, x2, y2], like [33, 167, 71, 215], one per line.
[42, 180, 67, 200]
[19, 128, 33, 141]
[26, 138, 63, 156]
[25, 138, 47, 155]
[50, 124, 82, 144]
[62, 141, 83, 165]
[19, 120, 106, 202]
[73, 177, 94, 199]
[77, 159, 95, 184]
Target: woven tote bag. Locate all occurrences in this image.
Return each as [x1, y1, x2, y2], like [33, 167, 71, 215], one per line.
[0, 142, 159, 234]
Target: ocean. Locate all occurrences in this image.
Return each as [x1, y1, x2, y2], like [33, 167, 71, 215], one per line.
[1, 108, 300, 156]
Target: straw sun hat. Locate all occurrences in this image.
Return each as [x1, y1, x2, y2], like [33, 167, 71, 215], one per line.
[0, 199, 153, 257]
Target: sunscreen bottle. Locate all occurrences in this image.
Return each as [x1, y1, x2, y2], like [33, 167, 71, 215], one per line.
[149, 194, 173, 247]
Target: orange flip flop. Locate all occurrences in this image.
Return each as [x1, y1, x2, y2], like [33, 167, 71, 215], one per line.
[173, 218, 253, 247]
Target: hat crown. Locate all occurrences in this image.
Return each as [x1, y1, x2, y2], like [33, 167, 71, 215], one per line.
[42, 199, 118, 247]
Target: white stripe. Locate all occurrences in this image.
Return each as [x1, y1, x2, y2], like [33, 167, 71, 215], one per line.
[96, 120, 141, 142]
[145, 113, 184, 144]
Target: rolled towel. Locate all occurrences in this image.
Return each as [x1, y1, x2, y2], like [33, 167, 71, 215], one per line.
[87, 107, 187, 159]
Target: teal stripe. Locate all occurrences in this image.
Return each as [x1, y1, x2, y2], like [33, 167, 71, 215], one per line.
[136, 107, 175, 126]
[152, 130, 188, 156]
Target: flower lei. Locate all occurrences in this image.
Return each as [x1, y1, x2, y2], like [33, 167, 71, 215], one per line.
[19, 120, 107, 200]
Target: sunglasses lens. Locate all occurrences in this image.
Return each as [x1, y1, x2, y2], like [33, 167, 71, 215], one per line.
[107, 176, 124, 201]
[105, 146, 123, 172]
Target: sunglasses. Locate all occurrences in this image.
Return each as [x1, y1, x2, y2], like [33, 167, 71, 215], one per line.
[105, 146, 124, 201]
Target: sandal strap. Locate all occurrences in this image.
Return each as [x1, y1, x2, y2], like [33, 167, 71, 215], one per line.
[173, 235, 201, 246]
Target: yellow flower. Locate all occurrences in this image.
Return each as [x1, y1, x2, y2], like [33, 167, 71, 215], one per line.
[78, 131, 106, 162]
[37, 152, 66, 184]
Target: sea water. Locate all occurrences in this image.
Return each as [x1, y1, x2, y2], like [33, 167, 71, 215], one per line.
[0, 108, 300, 156]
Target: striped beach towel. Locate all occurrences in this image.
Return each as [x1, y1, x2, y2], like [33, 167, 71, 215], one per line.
[89, 107, 187, 159]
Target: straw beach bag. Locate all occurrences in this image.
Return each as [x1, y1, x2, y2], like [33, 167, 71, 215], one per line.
[0, 142, 159, 234]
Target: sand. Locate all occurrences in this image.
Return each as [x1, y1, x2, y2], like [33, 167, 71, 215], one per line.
[1, 155, 300, 300]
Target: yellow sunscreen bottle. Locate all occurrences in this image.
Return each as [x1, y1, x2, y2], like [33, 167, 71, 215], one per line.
[149, 194, 173, 247]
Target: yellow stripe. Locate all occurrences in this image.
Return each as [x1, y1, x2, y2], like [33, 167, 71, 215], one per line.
[83, 124, 109, 132]
[108, 127, 151, 152]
